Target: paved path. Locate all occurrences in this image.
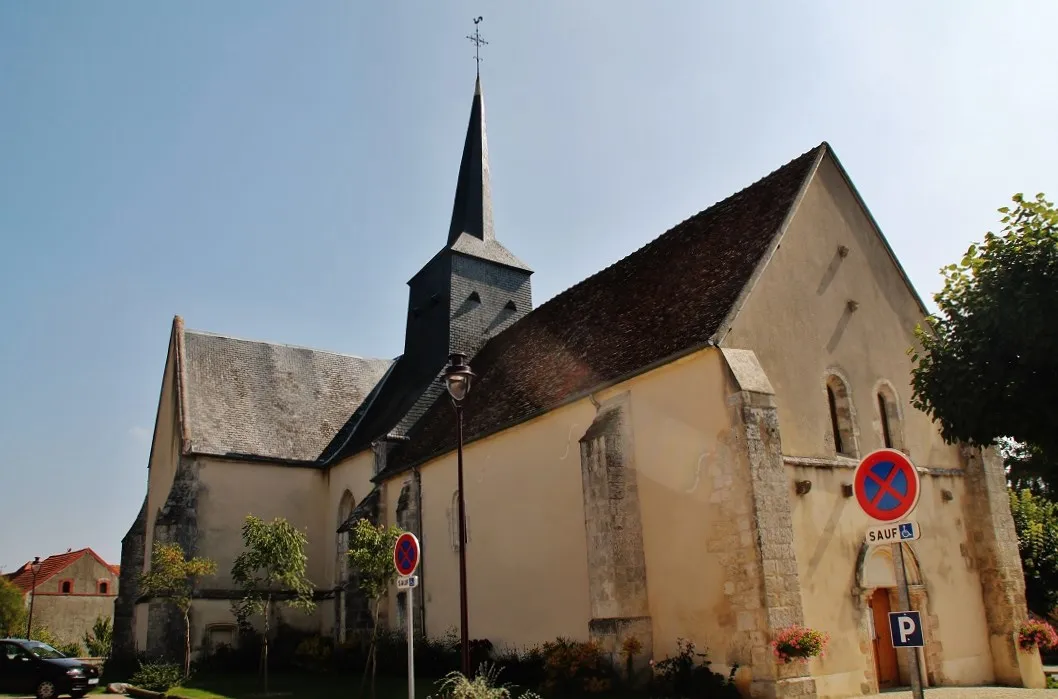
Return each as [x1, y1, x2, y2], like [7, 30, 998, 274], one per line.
[862, 688, 1054, 699]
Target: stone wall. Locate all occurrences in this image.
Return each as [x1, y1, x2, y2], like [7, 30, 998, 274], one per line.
[578, 394, 653, 673]
[113, 495, 147, 659]
[146, 455, 203, 661]
[962, 445, 1035, 686]
[722, 349, 816, 699]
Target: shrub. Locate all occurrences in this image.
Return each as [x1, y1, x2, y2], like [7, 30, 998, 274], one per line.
[129, 661, 184, 693]
[538, 637, 614, 695]
[771, 626, 830, 664]
[293, 634, 334, 672]
[493, 646, 545, 692]
[431, 663, 542, 699]
[649, 638, 739, 699]
[31, 626, 84, 658]
[1018, 619, 1058, 652]
[83, 616, 113, 659]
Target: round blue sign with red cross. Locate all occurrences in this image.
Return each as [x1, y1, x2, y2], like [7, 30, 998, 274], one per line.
[393, 532, 420, 577]
[854, 449, 921, 522]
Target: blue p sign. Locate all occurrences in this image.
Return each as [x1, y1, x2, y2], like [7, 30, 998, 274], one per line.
[888, 611, 924, 648]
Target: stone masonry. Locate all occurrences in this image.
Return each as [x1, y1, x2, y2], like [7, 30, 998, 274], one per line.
[961, 445, 1036, 686]
[722, 348, 816, 699]
[578, 393, 653, 675]
[112, 495, 147, 661]
[146, 455, 204, 661]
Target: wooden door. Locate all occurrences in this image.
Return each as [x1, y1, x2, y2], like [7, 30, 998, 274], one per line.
[870, 589, 899, 688]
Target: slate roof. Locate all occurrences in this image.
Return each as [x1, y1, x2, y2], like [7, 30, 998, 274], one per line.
[318, 76, 528, 464]
[382, 142, 826, 476]
[4, 548, 116, 593]
[182, 330, 393, 463]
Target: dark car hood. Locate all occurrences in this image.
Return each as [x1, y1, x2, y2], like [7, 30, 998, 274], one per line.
[41, 657, 85, 670]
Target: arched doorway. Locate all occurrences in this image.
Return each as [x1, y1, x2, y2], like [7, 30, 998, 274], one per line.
[857, 543, 926, 691]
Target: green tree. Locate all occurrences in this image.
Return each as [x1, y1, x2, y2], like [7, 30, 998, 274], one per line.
[1000, 438, 1058, 499]
[139, 542, 217, 677]
[346, 519, 403, 699]
[83, 616, 114, 659]
[1009, 489, 1058, 615]
[231, 515, 316, 695]
[0, 576, 26, 638]
[910, 193, 1058, 481]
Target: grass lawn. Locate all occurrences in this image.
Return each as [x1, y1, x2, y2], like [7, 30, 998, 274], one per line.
[2, 673, 441, 699]
[159, 673, 441, 699]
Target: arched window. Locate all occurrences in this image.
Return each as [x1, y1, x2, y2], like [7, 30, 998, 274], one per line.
[97, 580, 109, 595]
[875, 383, 905, 452]
[336, 490, 355, 584]
[60, 580, 72, 594]
[826, 374, 858, 458]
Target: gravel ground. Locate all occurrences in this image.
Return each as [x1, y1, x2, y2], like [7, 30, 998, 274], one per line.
[862, 688, 1055, 699]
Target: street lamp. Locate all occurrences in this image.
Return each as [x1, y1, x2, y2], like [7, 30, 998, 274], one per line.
[26, 557, 41, 639]
[443, 352, 476, 677]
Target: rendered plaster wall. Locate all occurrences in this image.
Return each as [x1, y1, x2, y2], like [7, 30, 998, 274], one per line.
[195, 457, 328, 589]
[388, 398, 594, 648]
[787, 465, 993, 697]
[29, 554, 119, 647]
[720, 152, 963, 469]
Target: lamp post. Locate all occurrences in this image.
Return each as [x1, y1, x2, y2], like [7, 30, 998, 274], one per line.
[443, 352, 476, 677]
[26, 557, 41, 639]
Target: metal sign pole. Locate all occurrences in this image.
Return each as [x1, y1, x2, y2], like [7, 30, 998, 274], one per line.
[893, 542, 924, 699]
[407, 586, 415, 699]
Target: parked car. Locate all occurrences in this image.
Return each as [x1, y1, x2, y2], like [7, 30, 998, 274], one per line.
[0, 638, 100, 698]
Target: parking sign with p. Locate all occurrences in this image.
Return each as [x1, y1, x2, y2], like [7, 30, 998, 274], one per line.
[888, 611, 924, 648]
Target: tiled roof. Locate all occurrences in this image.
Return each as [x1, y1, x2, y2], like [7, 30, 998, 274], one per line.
[383, 142, 826, 475]
[317, 354, 439, 463]
[5, 548, 116, 593]
[182, 330, 393, 463]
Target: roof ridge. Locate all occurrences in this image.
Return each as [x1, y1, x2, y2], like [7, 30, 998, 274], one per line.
[379, 141, 829, 478]
[183, 328, 395, 363]
[470, 141, 828, 350]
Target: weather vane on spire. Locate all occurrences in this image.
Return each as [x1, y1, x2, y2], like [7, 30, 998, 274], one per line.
[466, 16, 488, 75]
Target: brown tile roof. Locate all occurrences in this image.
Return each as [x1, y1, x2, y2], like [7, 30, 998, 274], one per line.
[181, 330, 393, 463]
[5, 548, 116, 594]
[383, 142, 825, 475]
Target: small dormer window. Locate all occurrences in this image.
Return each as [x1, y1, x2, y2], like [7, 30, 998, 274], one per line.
[468, 291, 481, 303]
[60, 580, 72, 594]
[98, 580, 109, 595]
[504, 300, 517, 311]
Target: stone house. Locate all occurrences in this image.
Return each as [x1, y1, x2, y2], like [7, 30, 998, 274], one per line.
[5, 548, 119, 647]
[112, 75, 1045, 698]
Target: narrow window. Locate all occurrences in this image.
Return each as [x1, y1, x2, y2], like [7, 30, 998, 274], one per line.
[825, 374, 857, 457]
[60, 580, 72, 594]
[827, 385, 844, 455]
[875, 384, 905, 452]
[98, 580, 109, 595]
[878, 393, 893, 448]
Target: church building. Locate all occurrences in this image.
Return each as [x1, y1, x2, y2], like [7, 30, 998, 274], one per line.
[112, 74, 1045, 698]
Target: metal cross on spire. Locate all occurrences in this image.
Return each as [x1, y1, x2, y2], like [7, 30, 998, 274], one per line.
[466, 16, 488, 75]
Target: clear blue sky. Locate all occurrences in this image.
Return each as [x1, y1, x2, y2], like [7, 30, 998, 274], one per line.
[2, 1, 1056, 572]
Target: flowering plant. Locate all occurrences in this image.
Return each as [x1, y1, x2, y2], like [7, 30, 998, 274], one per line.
[771, 626, 830, 664]
[1017, 619, 1058, 652]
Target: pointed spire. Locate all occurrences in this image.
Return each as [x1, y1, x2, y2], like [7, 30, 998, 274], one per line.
[446, 75, 494, 246]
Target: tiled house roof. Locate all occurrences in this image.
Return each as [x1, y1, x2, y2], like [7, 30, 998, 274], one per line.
[4, 548, 116, 594]
[181, 330, 393, 463]
[382, 142, 826, 476]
